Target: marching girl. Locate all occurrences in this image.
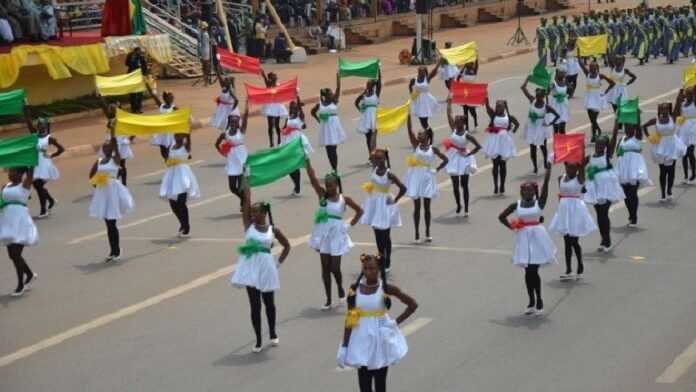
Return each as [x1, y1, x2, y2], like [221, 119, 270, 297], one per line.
[23, 110, 64, 218]
[642, 102, 687, 202]
[579, 60, 615, 143]
[311, 73, 346, 172]
[160, 133, 199, 238]
[404, 115, 448, 243]
[359, 149, 407, 273]
[98, 101, 134, 186]
[409, 61, 441, 143]
[444, 99, 482, 216]
[498, 166, 556, 315]
[606, 55, 637, 113]
[613, 121, 651, 226]
[89, 127, 135, 262]
[675, 88, 696, 184]
[457, 59, 479, 131]
[483, 97, 520, 195]
[210, 76, 240, 132]
[336, 254, 417, 392]
[230, 177, 291, 353]
[0, 167, 38, 297]
[563, 39, 581, 98]
[282, 97, 313, 196]
[355, 70, 382, 159]
[145, 84, 177, 161]
[583, 132, 625, 252]
[548, 69, 569, 134]
[549, 161, 597, 281]
[521, 77, 559, 174]
[261, 70, 288, 147]
[215, 103, 249, 210]
[438, 49, 459, 90]
[306, 159, 363, 309]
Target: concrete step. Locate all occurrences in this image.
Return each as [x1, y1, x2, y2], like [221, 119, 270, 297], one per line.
[440, 13, 469, 29]
[392, 20, 416, 36]
[477, 8, 503, 24]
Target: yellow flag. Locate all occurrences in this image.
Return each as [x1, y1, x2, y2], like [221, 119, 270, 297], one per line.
[115, 107, 191, 136]
[438, 41, 477, 66]
[684, 63, 696, 88]
[577, 34, 608, 57]
[376, 100, 410, 135]
[96, 69, 145, 96]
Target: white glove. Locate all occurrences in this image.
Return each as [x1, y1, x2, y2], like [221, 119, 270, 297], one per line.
[336, 346, 347, 368]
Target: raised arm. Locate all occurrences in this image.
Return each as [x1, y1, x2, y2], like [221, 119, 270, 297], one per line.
[674, 89, 685, 116]
[261, 69, 270, 86]
[538, 165, 552, 209]
[304, 159, 325, 199]
[383, 284, 418, 325]
[427, 60, 441, 82]
[23, 107, 37, 134]
[608, 120, 620, 158]
[406, 114, 418, 148]
[484, 97, 495, 118]
[21, 167, 34, 190]
[375, 68, 382, 97]
[520, 76, 535, 102]
[241, 101, 250, 134]
[145, 82, 162, 107]
[296, 96, 306, 124]
[334, 72, 341, 103]
[241, 175, 252, 229]
[408, 78, 415, 94]
[446, 99, 455, 130]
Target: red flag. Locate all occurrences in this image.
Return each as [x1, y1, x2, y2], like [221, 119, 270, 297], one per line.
[450, 81, 487, 106]
[553, 134, 585, 164]
[218, 48, 262, 75]
[245, 78, 298, 105]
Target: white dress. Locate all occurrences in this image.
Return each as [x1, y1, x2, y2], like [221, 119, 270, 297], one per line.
[33, 135, 59, 181]
[101, 134, 134, 160]
[410, 78, 439, 118]
[483, 114, 517, 160]
[318, 103, 346, 147]
[678, 102, 696, 146]
[606, 68, 628, 105]
[405, 146, 439, 199]
[262, 102, 288, 118]
[89, 158, 134, 220]
[357, 93, 379, 134]
[444, 132, 477, 175]
[231, 225, 280, 292]
[549, 176, 597, 237]
[549, 82, 569, 124]
[651, 118, 687, 165]
[150, 105, 176, 147]
[210, 90, 240, 131]
[512, 201, 557, 267]
[160, 144, 201, 200]
[0, 184, 38, 246]
[584, 74, 606, 112]
[584, 155, 625, 204]
[524, 103, 551, 146]
[439, 64, 459, 82]
[565, 51, 581, 76]
[615, 137, 652, 186]
[359, 169, 402, 230]
[309, 195, 353, 256]
[281, 117, 314, 156]
[223, 129, 248, 176]
[344, 282, 408, 370]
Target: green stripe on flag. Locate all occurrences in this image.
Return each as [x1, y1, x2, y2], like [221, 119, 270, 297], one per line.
[0, 134, 39, 168]
[0, 89, 26, 116]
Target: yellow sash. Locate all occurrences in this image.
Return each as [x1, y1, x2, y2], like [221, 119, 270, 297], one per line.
[406, 155, 431, 168]
[361, 182, 390, 194]
[345, 308, 387, 329]
[648, 133, 662, 145]
[89, 172, 111, 188]
[165, 158, 185, 167]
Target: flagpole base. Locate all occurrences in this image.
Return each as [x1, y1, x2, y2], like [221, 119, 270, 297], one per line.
[290, 47, 307, 64]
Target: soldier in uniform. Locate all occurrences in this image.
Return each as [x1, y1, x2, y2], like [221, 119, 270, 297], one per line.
[548, 16, 559, 66]
[536, 17, 549, 65]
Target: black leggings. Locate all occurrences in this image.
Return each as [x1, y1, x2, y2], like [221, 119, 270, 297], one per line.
[563, 235, 583, 275]
[168, 193, 190, 234]
[373, 228, 392, 270]
[320, 254, 344, 305]
[118, 160, 128, 186]
[8, 244, 33, 292]
[553, 122, 567, 134]
[566, 74, 578, 98]
[621, 183, 639, 224]
[325, 145, 338, 172]
[413, 198, 431, 240]
[418, 117, 434, 144]
[450, 175, 470, 213]
[658, 162, 676, 199]
[267, 116, 281, 147]
[105, 219, 120, 257]
[529, 142, 549, 173]
[587, 110, 602, 140]
[364, 131, 376, 156]
[682, 145, 696, 181]
[289, 169, 301, 193]
[492, 157, 507, 194]
[228, 175, 244, 208]
[246, 287, 277, 347]
[462, 105, 478, 129]
[524, 265, 543, 309]
[32, 179, 54, 214]
[593, 202, 611, 248]
[358, 366, 388, 392]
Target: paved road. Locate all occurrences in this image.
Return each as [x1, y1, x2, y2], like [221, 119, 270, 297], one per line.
[2, 52, 696, 392]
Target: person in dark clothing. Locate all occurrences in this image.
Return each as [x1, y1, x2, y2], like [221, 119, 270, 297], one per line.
[273, 33, 292, 63]
[125, 47, 148, 113]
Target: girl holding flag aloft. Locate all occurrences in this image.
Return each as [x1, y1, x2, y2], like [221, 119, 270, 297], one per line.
[409, 60, 441, 143]
[305, 159, 363, 310]
[209, 75, 240, 132]
[579, 60, 615, 143]
[457, 59, 480, 132]
[444, 99, 481, 217]
[98, 100, 134, 186]
[482, 97, 520, 195]
[521, 77, 559, 175]
[261, 70, 288, 147]
[355, 69, 382, 160]
[614, 120, 651, 227]
[146, 84, 177, 160]
[282, 97, 313, 196]
[607, 55, 637, 113]
[404, 114, 448, 243]
[214, 101, 249, 211]
[160, 131, 199, 238]
[311, 73, 346, 172]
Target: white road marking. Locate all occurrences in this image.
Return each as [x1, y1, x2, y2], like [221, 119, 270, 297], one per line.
[134, 160, 205, 180]
[656, 339, 696, 384]
[353, 242, 511, 256]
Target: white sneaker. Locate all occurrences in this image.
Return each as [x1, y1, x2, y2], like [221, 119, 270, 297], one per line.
[252, 345, 263, 353]
[177, 231, 191, 238]
[111, 254, 121, 262]
[425, 236, 433, 243]
[560, 273, 574, 281]
[291, 191, 300, 197]
[524, 306, 535, 315]
[10, 287, 25, 297]
[35, 212, 49, 219]
[104, 255, 115, 263]
[270, 338, 280, 346]
[25, 274, 38, 291]
[667, 195, 673, 201]
[575, 272, 584, 281]
[597, 246, 605, 253]
[659, 197, 667, 203]
[535, 308, 545, 316]
[321, 303, 332, 311]
[681, 179, 689, 185]
[463, 211, 470, 217]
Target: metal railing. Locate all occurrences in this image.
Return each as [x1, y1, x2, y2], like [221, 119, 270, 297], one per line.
[53, 0, 104, 31]
[141, 7, 198, 59]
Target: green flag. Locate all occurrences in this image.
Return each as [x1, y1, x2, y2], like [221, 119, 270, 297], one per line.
[246, 138, 306, 187]
[338, 58, 380, 79]
[0, 134, 39, 168]
[617, 97, 639, 125]
[529, 62, 551, 90]
[0, 89, 26, 116]
[130, 0, 147, 35]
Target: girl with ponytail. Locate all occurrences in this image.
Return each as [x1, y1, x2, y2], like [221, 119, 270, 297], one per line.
[337, 254, 418, 392]
[311, 73, 346, 172]
[482, 97, 520, 195]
